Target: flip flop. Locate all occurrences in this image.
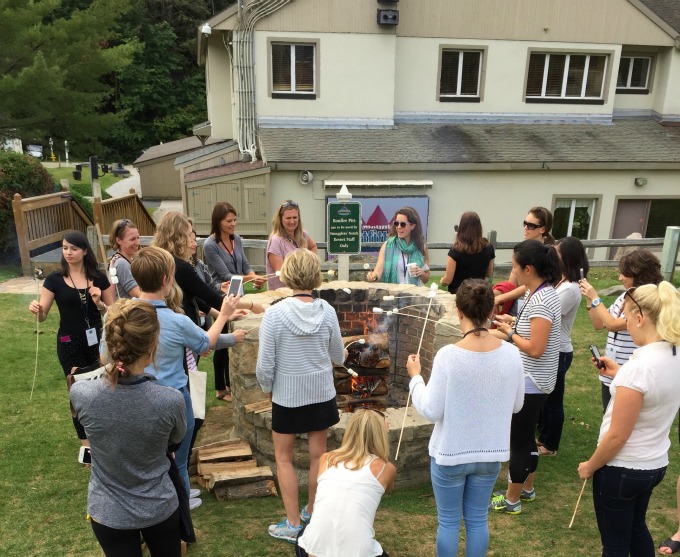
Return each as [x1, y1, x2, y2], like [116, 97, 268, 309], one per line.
[537, 445, 557, 456]
[659, 538, 680, 555]
[216, 390, 232, 402]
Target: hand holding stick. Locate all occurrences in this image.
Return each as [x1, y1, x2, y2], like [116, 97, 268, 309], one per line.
[568, 478, 588, 529]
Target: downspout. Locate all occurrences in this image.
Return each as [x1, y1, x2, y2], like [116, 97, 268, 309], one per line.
[233, 0, 292, 161]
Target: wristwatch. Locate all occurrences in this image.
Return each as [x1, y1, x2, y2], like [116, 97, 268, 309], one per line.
[507, 331, 515, 343]
[591, 297, 602, 308]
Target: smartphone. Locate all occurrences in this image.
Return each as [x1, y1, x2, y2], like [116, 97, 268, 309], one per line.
[227, 275, 243, 298]
[589, 344, 606, 370]
[78, 446, 92, 465]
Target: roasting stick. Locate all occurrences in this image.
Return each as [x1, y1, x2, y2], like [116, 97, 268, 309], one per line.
[568, 479, 588, 529]
[30, 266, 44, 400]
[243, 271, 280, 285]
[395, 283, 438, 460]
[372, 306, 461, 335]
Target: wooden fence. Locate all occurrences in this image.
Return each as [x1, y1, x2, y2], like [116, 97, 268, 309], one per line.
[12, 192, 93, 276]
[92, 190, 156, 240]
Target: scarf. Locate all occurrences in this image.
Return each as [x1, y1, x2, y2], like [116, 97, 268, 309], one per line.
[383, 236, 425, 285]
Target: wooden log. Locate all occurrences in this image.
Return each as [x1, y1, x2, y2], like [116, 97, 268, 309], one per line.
[214, 480, 278, 501]
[336, 394, 388, 409]
[198, 441, 252, 463]
[197, 475, 209, 489]
[209, 466, 274, 490]
[336, 378, 388, 396]
[188, 464, 198, 477]
[195, 438, 246, 453]
[198, 459, 258, 477]
[244, 400, 272, 414]
[343, 333, 389, 350]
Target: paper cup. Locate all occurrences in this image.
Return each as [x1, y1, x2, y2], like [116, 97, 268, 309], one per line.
[406, 263, 418, 277]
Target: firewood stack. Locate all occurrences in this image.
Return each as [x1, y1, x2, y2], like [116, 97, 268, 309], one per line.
[189, 438, 277, 501]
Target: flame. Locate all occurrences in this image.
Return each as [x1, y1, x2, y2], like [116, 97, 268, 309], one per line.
[363, 313, 379, 336]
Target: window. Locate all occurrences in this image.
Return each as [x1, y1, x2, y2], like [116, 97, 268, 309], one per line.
[439, 50, 482, 102]
[526, 53, 607, 103]
[617, 56, 651, 94]
[646, 199, 680, 238]
[554, 199, 596, 240]
[271, 43, 316, 99]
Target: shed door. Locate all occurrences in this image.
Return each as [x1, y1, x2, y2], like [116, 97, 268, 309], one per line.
[609, 199, 649, 259]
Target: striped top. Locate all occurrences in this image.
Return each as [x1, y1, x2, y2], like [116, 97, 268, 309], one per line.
[515, 285, 561, 394]
[600, 293, 637, 386]
[256, 298, 345, 408]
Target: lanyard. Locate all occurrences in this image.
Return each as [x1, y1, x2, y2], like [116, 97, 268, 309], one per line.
[69, 274, 92, 329]
[219, 237, 239, 270]
[401, 252, 408, 281]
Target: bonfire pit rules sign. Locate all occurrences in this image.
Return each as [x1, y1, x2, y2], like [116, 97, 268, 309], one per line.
[327, 201, 362, 255]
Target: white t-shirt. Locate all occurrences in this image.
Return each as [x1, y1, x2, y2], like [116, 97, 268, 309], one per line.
[556, 281, 581, 353]
[599, 341, 680, 470]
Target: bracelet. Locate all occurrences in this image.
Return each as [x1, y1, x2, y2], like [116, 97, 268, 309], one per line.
[98, 305, 107, 313]
[250, 301, 253, 310]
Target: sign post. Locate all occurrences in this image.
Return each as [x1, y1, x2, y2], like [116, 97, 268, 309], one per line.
[327, 186, 361, 281]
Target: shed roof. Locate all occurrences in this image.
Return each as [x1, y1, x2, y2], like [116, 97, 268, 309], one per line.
[133, 136, 224, 166]
[185, 160, 268, 184]
[259, 120, 680, 166]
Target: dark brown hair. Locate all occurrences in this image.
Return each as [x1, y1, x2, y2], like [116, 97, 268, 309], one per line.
[60, 230, 100, 280]
[455, 279, 495, 327]
[619, 249, 662, 287]
[210, 202, 237, 238]
[513, 240, 561, 284]
[453, 212, 488, 254]
[387, 207, 428, 259]
[528, 206, 555, 245]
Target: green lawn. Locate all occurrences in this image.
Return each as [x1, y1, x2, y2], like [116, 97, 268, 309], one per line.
[46, 166, 123, 195]
[0, 273, 678, 556]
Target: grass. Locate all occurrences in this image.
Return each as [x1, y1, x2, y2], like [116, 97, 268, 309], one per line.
[0, 271, 678, 556]
[45, 166, 122, 195]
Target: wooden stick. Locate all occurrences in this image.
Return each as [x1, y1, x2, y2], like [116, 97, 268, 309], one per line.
[395, 293, 435, 460]
[30, 268, 43, 400]
[568, 478, 588, 529]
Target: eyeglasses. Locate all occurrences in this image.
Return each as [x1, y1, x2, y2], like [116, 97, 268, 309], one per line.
[117, 219, 132, 230]
[624, 287, 644, 317]
[523, 220, 542, 230]
[393, 221, 410, 228]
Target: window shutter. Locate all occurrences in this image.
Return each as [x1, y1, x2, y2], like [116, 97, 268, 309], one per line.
[272, 44, 292, 92]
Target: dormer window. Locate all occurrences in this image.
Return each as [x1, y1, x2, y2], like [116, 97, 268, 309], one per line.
[617, 56, 652, 94]
[271, 42, 316, 100]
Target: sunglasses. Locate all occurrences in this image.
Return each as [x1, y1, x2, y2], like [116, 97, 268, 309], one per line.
[523, 220, 542, 230]
[117, 219, 132, 230]
[393, 221, 410, 228]
[624, 287, 644, 317]
[281, 200, 299, 210]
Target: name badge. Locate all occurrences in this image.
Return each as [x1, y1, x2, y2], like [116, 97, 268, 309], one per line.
[605, 344, 616, 360]
[85, 327, 98, 347]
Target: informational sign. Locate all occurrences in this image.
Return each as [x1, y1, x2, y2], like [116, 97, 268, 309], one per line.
[327, 201, 362, 255]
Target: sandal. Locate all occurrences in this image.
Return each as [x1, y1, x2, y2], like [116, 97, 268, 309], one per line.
[537, 445, 557, 456]
[659, 538, 680, 555]
[216, 389, 232, 402]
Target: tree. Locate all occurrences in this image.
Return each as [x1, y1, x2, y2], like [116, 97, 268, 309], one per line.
[0, 0, 137, 156]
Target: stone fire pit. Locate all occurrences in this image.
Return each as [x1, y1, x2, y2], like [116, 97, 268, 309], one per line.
[230, 281, 460, 486]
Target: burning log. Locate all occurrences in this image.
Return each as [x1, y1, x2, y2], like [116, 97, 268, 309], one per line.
[344, 333, 389, 350]
[336, 377, 388, 396]
[336, 394, 388, 410]
[341, 333, 391, 369]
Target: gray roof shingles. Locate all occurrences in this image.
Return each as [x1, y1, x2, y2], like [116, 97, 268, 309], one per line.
[638, 0, 680, 33]
[259, 120, 680, 165]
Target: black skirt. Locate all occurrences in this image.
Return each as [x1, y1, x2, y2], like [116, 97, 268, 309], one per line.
[272, 398, 339, 434]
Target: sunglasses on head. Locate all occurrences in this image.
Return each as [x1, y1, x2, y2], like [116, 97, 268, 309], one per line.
[393, 221, 410, 228]
[281, 200, 299, 210]
[117, 219, 132, 230]
[523, 220, 542, 230]
[624, 287, 644, 317]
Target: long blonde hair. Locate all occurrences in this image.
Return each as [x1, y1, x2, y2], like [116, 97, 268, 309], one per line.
[270, 200, 308, 249]
[327, 409, 390, 470]
[627, 282, 680, 345]
[153, 211, 192, 262]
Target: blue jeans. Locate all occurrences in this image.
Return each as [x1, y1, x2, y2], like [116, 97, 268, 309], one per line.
[430, 459, 502, 557]
[592, 465, 666, 557]
[174, 386, 195, 496]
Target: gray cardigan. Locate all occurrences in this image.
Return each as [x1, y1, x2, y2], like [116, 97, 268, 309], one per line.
[203, 234, 253, 283]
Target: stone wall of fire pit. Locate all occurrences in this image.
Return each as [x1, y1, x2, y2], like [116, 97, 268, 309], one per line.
[229, 281, 460, 486]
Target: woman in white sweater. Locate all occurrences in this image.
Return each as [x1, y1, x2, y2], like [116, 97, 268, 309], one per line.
[407, 279, 525, 557]
[578, 282, 680, 557]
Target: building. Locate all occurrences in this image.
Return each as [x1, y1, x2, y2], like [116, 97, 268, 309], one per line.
[183, 0, 680, 264]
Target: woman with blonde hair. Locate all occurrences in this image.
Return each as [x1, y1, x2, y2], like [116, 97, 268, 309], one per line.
[70, 299, 186, 556]
[257, 249, 345, 543]
[578, 282, 680, 557]
[266, 200, 317, 290]
[296, 409, 397, 557]
[366, 207, 430, 285]
[108, 219, 141, 299]
[440, 212, 495, 294]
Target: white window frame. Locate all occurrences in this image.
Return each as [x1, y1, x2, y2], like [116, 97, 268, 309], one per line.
[269, 41, 318, 99]
[438, 49, 483, 102]
[616, 56, 652, 92]
[554, 198, 596, 239]
[526, 52, 609, 103]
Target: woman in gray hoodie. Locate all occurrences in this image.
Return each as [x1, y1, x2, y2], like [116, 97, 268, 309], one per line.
[256, 249, 346, 544]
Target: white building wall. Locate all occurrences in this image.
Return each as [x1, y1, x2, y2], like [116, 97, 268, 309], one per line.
[206, 35, 234, 140]
[657, 49, 680, 117]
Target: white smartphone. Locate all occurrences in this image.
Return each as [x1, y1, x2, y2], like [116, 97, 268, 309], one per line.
[227, 275, 243, 298]
[78, 446, 92, 465]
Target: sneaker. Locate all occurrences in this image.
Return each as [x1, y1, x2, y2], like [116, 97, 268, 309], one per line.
[300, 505, 312, 524]
[268, 519, 303, 543]
[494, 488, 535, 502]
[489, 493, 522, 514]
[189, 488, 201, 499]
[188, 497, 202, 510]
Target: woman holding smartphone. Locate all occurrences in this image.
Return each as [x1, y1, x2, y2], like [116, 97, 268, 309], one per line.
[578, 282, 680, 557]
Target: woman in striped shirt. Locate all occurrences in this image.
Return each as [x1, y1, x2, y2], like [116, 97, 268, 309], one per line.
[256, 249, 346, 544]
[490, 240, 562, 514]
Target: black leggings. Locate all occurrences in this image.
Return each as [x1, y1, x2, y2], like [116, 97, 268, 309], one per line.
[91, 508, 181, 557]
[508, 393, 547, 484]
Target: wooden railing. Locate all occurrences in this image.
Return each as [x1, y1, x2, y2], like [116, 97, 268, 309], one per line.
[12, 192, 93, 276]
[93, 190, 156, 240]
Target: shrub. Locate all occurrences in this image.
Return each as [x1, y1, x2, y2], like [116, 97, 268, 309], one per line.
[0, 152, 54, 253]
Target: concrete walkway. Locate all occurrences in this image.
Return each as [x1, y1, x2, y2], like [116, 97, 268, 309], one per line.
[0, 277, 43, 295]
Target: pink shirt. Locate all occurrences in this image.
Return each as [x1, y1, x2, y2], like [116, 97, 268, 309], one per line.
[266, 231, 310, 290]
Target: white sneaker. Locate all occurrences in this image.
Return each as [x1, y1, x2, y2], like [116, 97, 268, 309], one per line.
[268, 519, 302, 543]
[189, 488, 201, 498]
[189, 497, 202, 510]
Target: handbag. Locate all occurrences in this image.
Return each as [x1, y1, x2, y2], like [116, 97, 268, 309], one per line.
[185, 348, 207, 420]
[167, 450, 196, 543]
[66, 362, 107, 390]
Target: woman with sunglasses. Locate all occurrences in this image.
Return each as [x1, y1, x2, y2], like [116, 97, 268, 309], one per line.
[267, 200, 317, 290]
[28, 231, 115, 445]
[440, 212, 495, 294]
[108, 219, 141, 299]
[366, 207, 430, 285]
[296, 408, 396, 557]
[407, 279, 524, 556]
[489, 240, 561, 515]
[579, 249, 662, 411]
[536, 237, 589, 456]
[578, 282, 680, 557]
[494, 207, 554, 314]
